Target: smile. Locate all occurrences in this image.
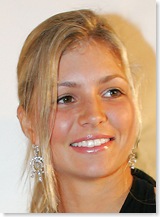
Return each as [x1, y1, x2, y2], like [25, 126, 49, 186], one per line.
[70, 138, 111, 148]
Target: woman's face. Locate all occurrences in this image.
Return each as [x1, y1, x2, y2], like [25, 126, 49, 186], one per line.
[50, 41, 137, 180]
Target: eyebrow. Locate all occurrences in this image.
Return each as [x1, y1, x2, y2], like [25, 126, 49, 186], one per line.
[57, 81, 80, 88]
[57, 74, 127, 88]
[98, 74, 127, 84]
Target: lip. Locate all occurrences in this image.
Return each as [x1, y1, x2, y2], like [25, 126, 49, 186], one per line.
[71, 134, 113, 143]
[70, 135, 115, 154]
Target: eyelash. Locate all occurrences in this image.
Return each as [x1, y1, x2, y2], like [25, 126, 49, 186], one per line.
[57, 95, 75, 104]
[102, 88, 123, 98]
[57, 88, 123, 105]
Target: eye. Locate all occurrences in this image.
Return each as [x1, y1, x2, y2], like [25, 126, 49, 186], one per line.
[103, 88, 123, 98]
[57, 95, 75, 104]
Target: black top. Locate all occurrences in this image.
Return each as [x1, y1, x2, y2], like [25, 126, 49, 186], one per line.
[120, 168, 156, 213]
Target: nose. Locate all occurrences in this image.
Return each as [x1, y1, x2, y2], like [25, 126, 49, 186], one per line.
[78, 97, 107, 127]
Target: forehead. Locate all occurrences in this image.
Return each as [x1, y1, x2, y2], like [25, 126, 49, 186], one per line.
[64, 39, 122, 62]
[58, 40, 125, 81]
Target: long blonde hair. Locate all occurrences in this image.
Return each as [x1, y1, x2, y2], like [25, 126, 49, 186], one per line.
[17, 9, 141, 213]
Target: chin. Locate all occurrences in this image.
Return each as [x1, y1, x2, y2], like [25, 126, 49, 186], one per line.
[79, 161, 128, 180]
[78, 165, 114, 179]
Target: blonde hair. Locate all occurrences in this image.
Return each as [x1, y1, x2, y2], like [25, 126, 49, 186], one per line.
[17, 9, 141, 213]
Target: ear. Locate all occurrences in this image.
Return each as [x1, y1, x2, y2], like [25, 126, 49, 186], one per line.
[17, 105, 36, 144]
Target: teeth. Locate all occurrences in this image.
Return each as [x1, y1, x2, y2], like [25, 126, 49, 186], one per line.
[71, 138, 110, 148]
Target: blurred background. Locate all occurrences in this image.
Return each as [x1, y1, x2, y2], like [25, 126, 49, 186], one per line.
[0, 0, 156, 213]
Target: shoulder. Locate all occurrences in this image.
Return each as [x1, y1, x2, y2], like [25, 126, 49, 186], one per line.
[130, 168, 156, 204]
[131, 168, 156, 187]
[120, 168, 156, 213]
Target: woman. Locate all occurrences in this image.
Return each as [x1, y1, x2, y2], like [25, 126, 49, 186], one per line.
[17, 9, 156, 213]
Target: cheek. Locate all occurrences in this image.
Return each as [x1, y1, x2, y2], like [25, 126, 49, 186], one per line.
[50, 111, 74, 144]
[107, 101, 136, 132]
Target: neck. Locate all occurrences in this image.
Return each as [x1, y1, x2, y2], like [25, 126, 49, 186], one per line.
[56, 164, 133, 213]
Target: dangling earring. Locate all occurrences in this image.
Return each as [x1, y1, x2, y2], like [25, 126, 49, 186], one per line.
[30, 145, 44, 182]
[128, 138, 139, 169]
[128, 148, 137, 169]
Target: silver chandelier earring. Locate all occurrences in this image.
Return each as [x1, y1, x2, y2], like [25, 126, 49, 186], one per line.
[128, 139, 139, 169]
[30, 145, 44, 182]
